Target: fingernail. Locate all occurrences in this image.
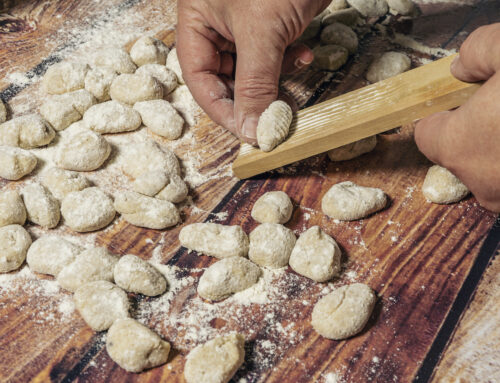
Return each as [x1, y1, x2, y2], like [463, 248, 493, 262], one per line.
[450, 54, 460, 71]
[242, 116, 258, 141]
[294, 57, 313, 69]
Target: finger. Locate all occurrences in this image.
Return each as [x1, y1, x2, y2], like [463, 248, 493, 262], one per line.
[414, 111, 454, 166]
[281, 43, 314, 74]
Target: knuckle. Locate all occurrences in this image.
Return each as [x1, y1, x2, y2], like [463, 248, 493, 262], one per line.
[236, 76, 278, 101]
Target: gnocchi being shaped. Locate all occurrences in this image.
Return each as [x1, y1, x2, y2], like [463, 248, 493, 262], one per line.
[257, 100, 293, 152]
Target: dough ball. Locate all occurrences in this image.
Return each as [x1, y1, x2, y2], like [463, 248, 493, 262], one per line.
[422, 165, 469, 204]
[57, 247, 119, 291]
[74, 280, 130, 331]
[311, 283, 376, 339]
[166, 47, 184, 84]
[327, 135, 377, 161]
[366, 51, 411, 83]
[113, 254, 167, 296]
[0, 224, 32, 273]
[61, 187, 116, 232]
[121, 140, 181, 177]
[387, 0, 417, 16]
[0, 114, 55, 148]
[322, 181, 387, 220]
[132, 171, 188, 203]
[257, 101, 293, 152]
[55, 129, 111, 171]
[322, 8, 360, 26]
[110, 73, 163, 105]
[251, 191, 293, 224]
[320, 23, 358, 54]
[198, 257, 261, 301]
[326, 0, 348, 12]
[93, 47, 136, 74]
[0, 99, 7, 123]
[167, 85, 202, 126]
[136, 64, 180, 95]
[184, 333, 245, 383]
[347, 0, 388, 17]
[83, 100, 142, 134]
[0, 146, 37, 180]
[84, 66, 118, 102]
[179, 223, 249, 259]
[42, 62, 89, 94]
[248, 223, 296, 269]
[0, 190, 26, 227]
[312, 45, 349, 71]
[21, 183, 60, 229]
[130, 36, 169, 67]
[134, 100, 184, 140]
[289, 226, 341, 282]
[41, 167, 91, 200]
[26, 236, 82, 276]
[106, 318, 170, 372]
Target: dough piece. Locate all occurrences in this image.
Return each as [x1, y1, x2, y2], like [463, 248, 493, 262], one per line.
[387, 0, 417, 16]
[84, 66, 118, 102]
[347, 0, 388, 17]
[326, 0, 348, 12]
[106, 318, 171, 373]
[61, 187, 116, 232]
[136, 64, 178, 95]
[422, 165, 469, 204]
[74, 280, 130, 331]
[257, 101, 293, 152]
[42, 62, 89, 94]
[198, 257, 262, 301]
[248, 223, 296, 269]
[55, 129, 111, 171]
[21, 184, 60, 228]
[179, 223, 249, 259]
[26, 236, 82, 276]
[121, 140, 181, 177]
[0, 114, 55, 148]
[0, 99, 7, 123]
[322, 8, 360, 26]
[311, 283, 376, 339]
[167, 85, 202, 126]
[93, 47, 137, 74]
[184, 333, 245, 383]
[134, 100, 184, 140]
[41, 167, 91, 200]
[298, 16, 321, 41]
[289, 226, 341, 282]
[251, 191, 294, 224]
[366, 51, 411, 83]
[130, 36, 169, 67]
[327, 136, 377, 161]
[83, 100, 142, 134]
[113, 254, 167, 296]
[312, 45, 349, 71]
[320, 23, 359, 54]
[0, 225, 32, 273]
[166, 47, 184, 84]
[132, 171, 188, 203]
[110, 73, 163, 105]
[40, 90, 96, 131]
[0, 190, 26, 227]
[57, 247, 119, 291]
[322, 181, 387, 220]
[0, 146, 37, 180]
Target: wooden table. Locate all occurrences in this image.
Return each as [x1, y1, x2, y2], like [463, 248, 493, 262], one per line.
[1, 1, 499, 382]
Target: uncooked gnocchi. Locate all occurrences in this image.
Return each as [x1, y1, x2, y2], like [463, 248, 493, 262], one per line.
[84, 66, 118, 102]
[387, 0, 416, 16]
[93, 47, 136, 74]
[0, 114, 55, 148]
[366, 51, 411, 83]
[121, 140, 181, 178]
[110, 73, 163, 105]
[0, 146, 37, 180]
[327, 135, 377, 161]
[41, 167, 91, 200]
[136, 64, 179, 95]
[0, 225, 32, 273]
[42, 62, 89, 94]
[320, 22, 358, 54]
[248, 223, 296, 268]
[167, 85, 202, 126]
[312, 44, 349, 71]
[130, 36, 169, 67]
[166, 47, 184, 84]
[0, 190, 26, 227]
[21, 183, 60, 229]
[0, 99, 7, 123]
[322, 8, 360, 26]
[132, 171, 188, 204]
[422, 165, 469, 204]
[257, 100, 293, 152]
[113, 254, 167, 296]
[26, 236, 82, 276]
[83, 100, 142, 134]
[251, 191, 293, 224]
[347, 0, 388, 17]
[134, 99, 184, 140]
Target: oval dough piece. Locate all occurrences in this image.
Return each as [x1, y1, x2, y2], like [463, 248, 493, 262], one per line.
[366, 51, 411, 83]
[312, 45, 349, 71]
[387, 0, 417, 16]
[311, 283, 376, 339]
[93, 47, 136, 74]
[167, 85, 202, 126]
[132, 171, 188, 204]
[327, 136, 377, 161]
[113, 254, 167, 296]
[41, 167, 91, 200]
[198, 257, 262, 301]
[0, 146, 37, 180]
[289, 226, 341, 282]
[322, 181, 387, 220]
[61, 187, 116, 232]
[347, 0, 388, 17]
[74, 280, 130, 331]
[42, 62, 89, 94]
[57, 247, 119, 292]
[0, 114, 55, 148]
[179, 223, 249, 259]
[248, 223, 296, 269]
[40, 90, 96, 131]
[0, 100, 6, 123]
[130, 36, 169, 67]
[0, 225, 32, 273]
[121, 140, 181, 177]
[251, 191, 293, 224]
[110, 73, 163, 105]
[26, 236, 82, 276]
[166, 47, 184, 84]
[320, 23, 358, 54]
[84, 66, 118, 102]
[134, 99, 184, 140]
[184, 333, 245, 383]
[21, 183, 60, 229]
[326, 0, 348, 12]
[136, 64, 178, 95]
[257, 101, 293, 152]
[83, 100, 142, 134]
[0, 190, 26, 227]
[422, 165, 469, 204]
[322, 8, 360, 26]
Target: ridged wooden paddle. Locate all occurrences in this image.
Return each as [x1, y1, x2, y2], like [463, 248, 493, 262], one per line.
[232, 54, 480, 179]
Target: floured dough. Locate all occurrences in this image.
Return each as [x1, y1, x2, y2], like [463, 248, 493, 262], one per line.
[21, 183, 60, 229]
[121, 140, 181, 177]
[0, 99, 7, 123]
[347, 0, 388, 17]
[387, 0, 417, 16]
[248, 223, 296, 268]
[84, 66, 118, 102]
[322, 181, 387, 220]
[167, 85, 202, 126]
[40, 90, 96, 131]
[74, 280, 130, 331]
[0, 146, 37, 180]
[320, 22, 358, 54]
[136, 64, 178, 95]
[198, 257, 262, 301]
[113, 254, 167, 296]
[134, 100, 184, 140]
[422, 165, 469, 204]
[130, 36, 169, 67]
[180, 223, 249, 259]
[327, 136, 377, 161]
[42, 62, 89, 94]
[0, 114, 55, 148]
[257, 101, 293, 152]
[26, 236, 82, 276]
[326, 0, 348, 12]
[366, 51, 411, 83]
[251, 191, 293, 224]
[41, 167, 91, 200]
[0, 225, 32, 273]
[132, 171, 188, 204]
[311, 283, 376, 339]
[322, 8, 360, 26]
[0, 190, 26, 227]
[312, 44, 349, 71]
[110, 73, 163, 105]
[83, 100, 142, 134]
[93, 47, 137, 74]
[166, 47, 184, 84]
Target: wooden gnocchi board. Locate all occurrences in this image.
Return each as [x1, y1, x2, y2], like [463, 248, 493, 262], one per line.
[1, 1, 499, 382]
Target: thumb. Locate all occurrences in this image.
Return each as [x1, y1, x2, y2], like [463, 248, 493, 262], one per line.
[414, 111, 454, 166]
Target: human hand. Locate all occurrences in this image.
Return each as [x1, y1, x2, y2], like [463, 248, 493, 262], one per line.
[415, 23, 500, 212]
[176, 0, 330, 144]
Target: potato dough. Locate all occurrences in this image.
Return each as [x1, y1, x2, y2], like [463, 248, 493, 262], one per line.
[0, 225, 32, 273]
[42, 62, 89, 94]
[130, 36, 169, 67]
[84, 66, 118, 102]
[198, 257, 262, 301]
[61, 187, 116, 232]
[311, 283, 376, 339]
[74, 280, 130, 331]
[26, 236, 82, 276]
[41, 167, 91, 200]
[257, 101, 293, 152]
[422, 165, 469, 204]
[251, 191, 293, 224]
[0, 114, 55, 148]
[0, 100, 6, 123]
[167, 85, 202, 126]
[327, 136, 377, 161]
[366, 51, 411, 83]
[121, 140, 181, 177]
[322, 181, 387, 220]
[0, 146, 37, 180]
[184, 333, 245, 383]
[134, 100, 184, 140]
[387, 0, 417, 16]
[110, 73, 163, 105]
[179, 223, 249, 259]
[136, 64, 179, 95]
[0, 190, 26, 227]
[249, 223, 296, 269]
[320, 23, 358, 54]
[83, 100, 142, 134]
[132, 171, 188, 204]
[326, 0, 348, 12]
[322, 8, 360, 26]
[347, 0, 388, 17]
[166, 47, 184, 84]
[21, 184, 60, 228]
[93, 47, 136, 74]
[312, 45, 349, 71]
[113, 254, 167, 296]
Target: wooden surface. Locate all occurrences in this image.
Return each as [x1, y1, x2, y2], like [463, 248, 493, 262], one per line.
[0, 1, 499, 382]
